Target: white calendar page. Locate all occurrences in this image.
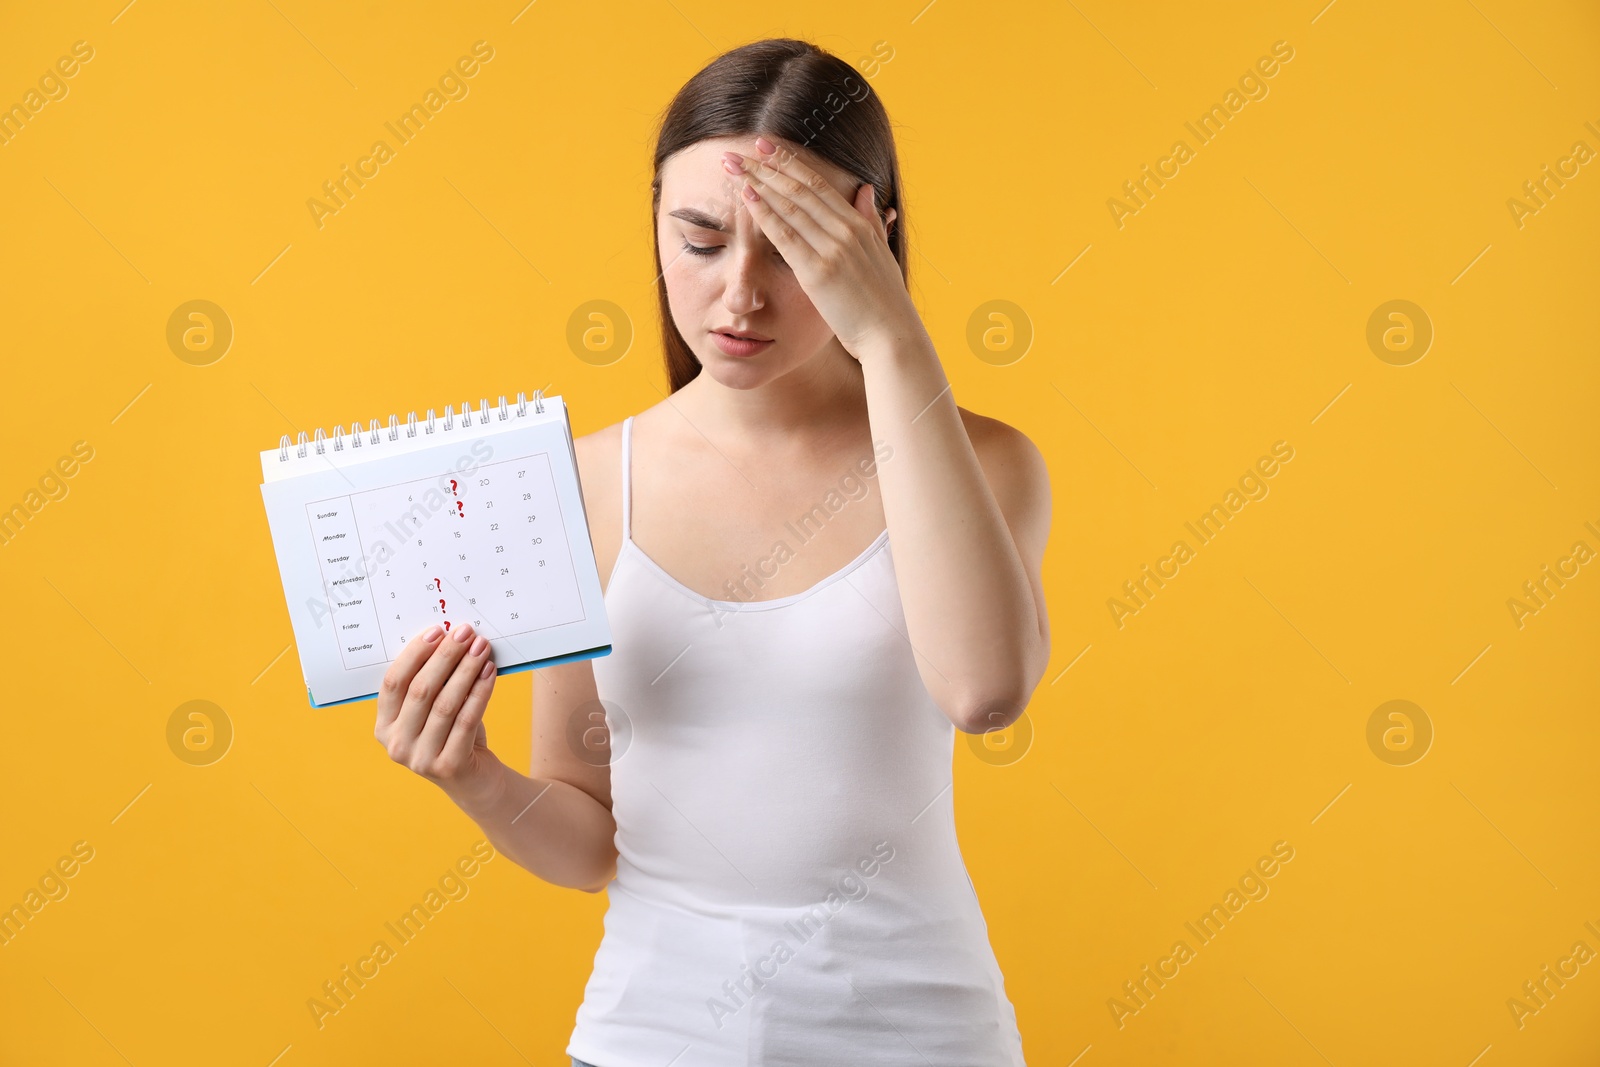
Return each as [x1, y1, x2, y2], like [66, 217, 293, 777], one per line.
[259, 397, 611, 708]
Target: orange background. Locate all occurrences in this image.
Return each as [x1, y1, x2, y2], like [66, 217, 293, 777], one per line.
[1, 1, 1596, 1064]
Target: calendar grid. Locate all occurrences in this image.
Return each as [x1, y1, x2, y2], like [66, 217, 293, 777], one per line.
[306, 450, 586, 670]
[260, 391, 612, 708]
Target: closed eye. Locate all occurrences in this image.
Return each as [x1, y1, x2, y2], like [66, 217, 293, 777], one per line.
[679, 238, 788, 267]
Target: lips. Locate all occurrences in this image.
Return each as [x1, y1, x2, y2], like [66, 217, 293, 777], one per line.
[714, 328, 772, 341]
[711, 330, 775, 357]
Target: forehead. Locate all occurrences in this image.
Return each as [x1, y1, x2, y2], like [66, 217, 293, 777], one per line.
[660, 135, 856, 207]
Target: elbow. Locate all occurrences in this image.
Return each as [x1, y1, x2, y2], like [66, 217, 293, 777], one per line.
[944, 626, 1048, 734]
[953, 684, 1032, 735]
[952, 637, 1046, 734]
[579, 850, 618, 894]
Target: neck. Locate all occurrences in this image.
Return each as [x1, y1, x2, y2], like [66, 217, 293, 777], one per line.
[678, 337, 869, 442]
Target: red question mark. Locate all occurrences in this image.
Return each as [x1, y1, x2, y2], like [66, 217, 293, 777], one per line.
[439, 599, 446, 613]
[456, 501, 465, 518]
[450, 479, 458, 494]
[434, 578, 441, 591]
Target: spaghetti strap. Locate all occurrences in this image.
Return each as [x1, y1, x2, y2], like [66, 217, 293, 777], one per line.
[620, 415, 633, 542]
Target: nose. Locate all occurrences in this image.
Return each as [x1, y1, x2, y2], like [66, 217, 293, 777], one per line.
[721, 241, 767, 317]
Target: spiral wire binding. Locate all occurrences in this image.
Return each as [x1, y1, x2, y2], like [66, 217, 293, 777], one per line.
[277, 390, 546, 463]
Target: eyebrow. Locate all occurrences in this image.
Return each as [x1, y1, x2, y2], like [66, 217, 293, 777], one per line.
[668, 207, 732, 233]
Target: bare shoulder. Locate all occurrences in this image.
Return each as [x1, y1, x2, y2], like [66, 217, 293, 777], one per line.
[957, 406, 1050, 496]
[573, 419, 623, 490]
[572, 401, 677, 553]
[573, 420, 626, 593]
[955, 406, 1051, 550]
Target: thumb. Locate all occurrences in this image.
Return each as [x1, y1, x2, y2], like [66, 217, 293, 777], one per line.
[855, 182, 877, 225]
[856, 182, 891, 243]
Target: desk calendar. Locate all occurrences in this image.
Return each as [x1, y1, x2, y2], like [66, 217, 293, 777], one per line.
[258, 391, 611, 708]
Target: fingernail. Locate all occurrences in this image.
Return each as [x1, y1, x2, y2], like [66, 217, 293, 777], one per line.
[479, 660, 494, 680]
[423, 624, 443, 642]
[454, 623, 473, 643]
[470, 635, 488, 656]
[755, 136, 775, 154]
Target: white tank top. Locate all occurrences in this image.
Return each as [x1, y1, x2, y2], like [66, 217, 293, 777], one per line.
[566, 415, 1026, 1066]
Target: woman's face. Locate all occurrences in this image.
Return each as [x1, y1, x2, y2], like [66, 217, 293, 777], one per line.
[656, 135, 863, 387]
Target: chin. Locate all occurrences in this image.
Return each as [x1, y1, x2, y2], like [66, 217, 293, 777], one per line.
[694, 342, 795, 381]
[698, 356, 782, 389]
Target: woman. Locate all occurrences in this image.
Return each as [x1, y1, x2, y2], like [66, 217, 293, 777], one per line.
[375, 37, 1051, 1066]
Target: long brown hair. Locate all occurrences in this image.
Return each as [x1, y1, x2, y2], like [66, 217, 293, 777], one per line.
[649, 38, 910, 393]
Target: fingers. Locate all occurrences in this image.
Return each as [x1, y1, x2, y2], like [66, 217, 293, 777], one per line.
[438, 659, 497, 771]
[745, 138, 862, 231]
[726, 177, 825, 275]
[390, 621, 479, 749]
[724, 165, 826, 269]
[376, 624, 447, 734]
[728, 156, 850, 251]
[412, 628, 496, 765]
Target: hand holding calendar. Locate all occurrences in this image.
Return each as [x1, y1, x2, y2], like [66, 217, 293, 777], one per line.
[374, 620, 510, 814]
[258, 391, 612, 708]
